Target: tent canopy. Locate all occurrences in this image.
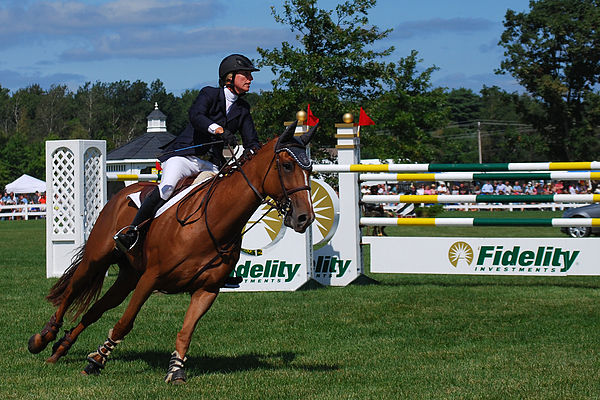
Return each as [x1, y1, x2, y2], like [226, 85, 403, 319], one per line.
[5, 174, 46, 194]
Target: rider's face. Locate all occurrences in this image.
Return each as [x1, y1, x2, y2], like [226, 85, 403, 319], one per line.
[233, 71, 253, 94]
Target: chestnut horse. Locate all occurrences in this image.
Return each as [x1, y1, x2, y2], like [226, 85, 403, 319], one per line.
[28, 121, 316, 383]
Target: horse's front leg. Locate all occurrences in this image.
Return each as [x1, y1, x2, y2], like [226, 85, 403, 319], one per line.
[165, 289, 219, 384]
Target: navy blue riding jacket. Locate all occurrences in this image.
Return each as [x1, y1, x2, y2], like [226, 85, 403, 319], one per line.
[158, 86, 260, 164]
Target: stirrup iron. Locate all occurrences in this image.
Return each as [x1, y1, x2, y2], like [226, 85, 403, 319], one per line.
[113, 225, 139, 252]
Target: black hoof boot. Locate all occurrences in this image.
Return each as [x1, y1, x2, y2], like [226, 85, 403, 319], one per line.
[165, 351, 187, 384]
[82, 358, 104, 376]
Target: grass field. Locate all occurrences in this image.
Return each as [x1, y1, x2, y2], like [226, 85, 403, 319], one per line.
[1, 216, 600, 399]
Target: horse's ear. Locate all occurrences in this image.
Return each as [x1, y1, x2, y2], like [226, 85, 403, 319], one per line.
[276, 120, 298, 149]
[299, 122, 318, 146]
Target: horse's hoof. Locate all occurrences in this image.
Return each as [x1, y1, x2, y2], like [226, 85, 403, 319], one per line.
[82, 362, 102, 376]
[28, 334, 46, 354]
[165, 367, 187, 384]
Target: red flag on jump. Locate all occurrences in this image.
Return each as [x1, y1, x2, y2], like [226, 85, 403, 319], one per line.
[358, 107, 375, 126]
[306, 104, 320, 126]
[155, 161, 162, 171]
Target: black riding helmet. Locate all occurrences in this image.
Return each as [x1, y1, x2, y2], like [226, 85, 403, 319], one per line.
[218, 54, 259, 89]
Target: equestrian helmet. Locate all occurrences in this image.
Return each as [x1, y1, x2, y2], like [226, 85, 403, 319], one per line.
[218, 54, 259, 85]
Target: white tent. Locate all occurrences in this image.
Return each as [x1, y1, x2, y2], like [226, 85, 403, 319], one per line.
[5, 174, 46, 194]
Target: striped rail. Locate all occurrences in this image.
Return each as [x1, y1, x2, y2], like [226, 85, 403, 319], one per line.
[360, 217, 600, 227]
[313, 161, 600, 173]
[106, 173, 159, 181]
[362, 194, 600, 204]
[359, 171, 600, 182]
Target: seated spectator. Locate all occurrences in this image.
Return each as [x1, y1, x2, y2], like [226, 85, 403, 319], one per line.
[496, 181, 507, 194]
[554, 181, 564, 193]
[437, 182, 448, 194]
[525, 182, 536, 195]
[513, 181, 522, 194]
[481, 181, 494, 195]
[4, 192, 16, 205]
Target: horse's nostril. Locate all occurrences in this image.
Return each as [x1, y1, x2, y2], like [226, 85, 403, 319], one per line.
[298, 214, 307, 223]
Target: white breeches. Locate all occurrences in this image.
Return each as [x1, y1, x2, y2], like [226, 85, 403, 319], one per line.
[158, 156, 218, 200]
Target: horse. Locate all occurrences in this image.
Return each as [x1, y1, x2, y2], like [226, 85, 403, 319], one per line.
[28, 121, 317, 384]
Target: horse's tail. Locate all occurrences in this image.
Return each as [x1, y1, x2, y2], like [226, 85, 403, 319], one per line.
[46, 244, 107, 320]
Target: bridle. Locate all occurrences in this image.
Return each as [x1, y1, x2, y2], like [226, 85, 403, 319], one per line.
[257, 150, 312, 216]
[175, 143, 312, 255]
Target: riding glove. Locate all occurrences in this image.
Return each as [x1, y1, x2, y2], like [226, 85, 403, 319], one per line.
[221, 129, 238, 147]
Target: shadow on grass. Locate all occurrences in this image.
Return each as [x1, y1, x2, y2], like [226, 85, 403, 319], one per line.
[61, 349, 339, 376]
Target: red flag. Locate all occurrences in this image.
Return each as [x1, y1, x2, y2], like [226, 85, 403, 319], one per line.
[358, 107, 375, 126]
[155, 161, 162, 171]
[306, 104, 319, 126]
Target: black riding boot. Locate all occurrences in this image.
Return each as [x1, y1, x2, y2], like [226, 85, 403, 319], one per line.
[114, 187, 166, 252]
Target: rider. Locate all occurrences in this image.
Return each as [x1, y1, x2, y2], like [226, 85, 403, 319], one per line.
[114, 54, 262, 253]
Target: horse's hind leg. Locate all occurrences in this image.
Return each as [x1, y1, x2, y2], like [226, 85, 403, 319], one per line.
[29, 243, 114, 356]
[165, 289, 218, 384]
[47, 264, 140, 364]
[82, 272, 157, 375]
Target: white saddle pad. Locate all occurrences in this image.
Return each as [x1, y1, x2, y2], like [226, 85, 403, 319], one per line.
[127, 175, 214, 218]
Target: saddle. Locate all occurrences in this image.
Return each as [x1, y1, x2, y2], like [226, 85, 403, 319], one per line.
[137, 171, 217, 203]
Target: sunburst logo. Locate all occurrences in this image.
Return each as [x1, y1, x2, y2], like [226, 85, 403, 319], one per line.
[241, 178, 340, 254]
[310, 179, 339, 246]
[448, 241, 474, 267]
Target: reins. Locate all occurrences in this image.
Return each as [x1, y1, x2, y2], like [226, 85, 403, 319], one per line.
[174, 144, 311, 260]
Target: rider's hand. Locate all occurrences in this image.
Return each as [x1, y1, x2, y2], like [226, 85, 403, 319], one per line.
[243, 144, 261, 157]
[221, 129, 238, 147]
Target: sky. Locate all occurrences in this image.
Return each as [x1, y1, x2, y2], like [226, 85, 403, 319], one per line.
[0, 0, 532, 96]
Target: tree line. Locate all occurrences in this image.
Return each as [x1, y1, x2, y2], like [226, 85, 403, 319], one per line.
[0, 0, 598, 190]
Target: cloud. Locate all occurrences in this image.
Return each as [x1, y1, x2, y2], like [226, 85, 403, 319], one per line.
[479, 37, 502, 54]
[392, 17, 495, 39]
[59, 26, 292, 61]
[0, 69, 85, 91]
[0, 0, 292, 62]
[434, 71, 524, 93]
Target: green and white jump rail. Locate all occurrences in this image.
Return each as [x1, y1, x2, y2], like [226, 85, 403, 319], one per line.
[360, 217, 600, 227]
[362, 194, 600, 204]
[359, 171, 600, 182]
[313, 161, 600, 173]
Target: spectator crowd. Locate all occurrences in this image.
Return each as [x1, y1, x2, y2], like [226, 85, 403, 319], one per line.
[362, 180, 597, 197]
[0, 191, 46, 220]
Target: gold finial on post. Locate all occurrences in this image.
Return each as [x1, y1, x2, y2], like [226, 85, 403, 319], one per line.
[342, 113, 354, 124]
[296, 110, 307, 123]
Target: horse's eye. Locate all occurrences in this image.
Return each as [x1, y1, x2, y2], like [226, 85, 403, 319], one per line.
[282, 162, 294, 172]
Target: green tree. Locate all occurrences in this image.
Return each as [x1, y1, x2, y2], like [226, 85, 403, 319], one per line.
[497, 0, 600, 160]
[362, 50, 448, 161]
[254, 0, 394, 148]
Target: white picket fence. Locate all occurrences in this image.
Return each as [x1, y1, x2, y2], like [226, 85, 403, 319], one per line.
[0, 203, 47, 220]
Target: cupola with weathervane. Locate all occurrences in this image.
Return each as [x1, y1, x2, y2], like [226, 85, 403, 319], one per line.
[146, 102, 167, 133]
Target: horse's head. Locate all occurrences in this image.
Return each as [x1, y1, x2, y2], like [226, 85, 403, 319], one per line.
[263, 121, 317, 233]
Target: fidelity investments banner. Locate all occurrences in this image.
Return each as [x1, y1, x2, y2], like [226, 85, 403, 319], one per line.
[365, 237, 600, 276]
